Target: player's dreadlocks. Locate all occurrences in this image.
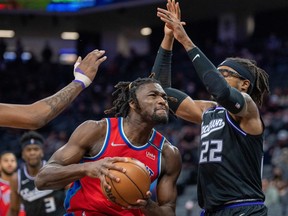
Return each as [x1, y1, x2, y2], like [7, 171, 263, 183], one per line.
[104, 74, 176, 117]
[226, 57, 270, 107]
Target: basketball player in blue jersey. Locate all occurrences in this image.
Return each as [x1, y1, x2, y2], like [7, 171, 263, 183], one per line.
[0, 49, 106, 130]
[154, 0, 270, 215]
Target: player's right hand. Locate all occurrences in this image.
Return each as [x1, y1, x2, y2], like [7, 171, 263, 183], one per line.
[85, 157, 128, 190]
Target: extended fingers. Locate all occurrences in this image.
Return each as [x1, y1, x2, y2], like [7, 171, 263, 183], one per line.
[83, 49, 105, 62]
[92, 50, 106, 60]
[176, 2, 181, 19]
[157, 9, 170, 21]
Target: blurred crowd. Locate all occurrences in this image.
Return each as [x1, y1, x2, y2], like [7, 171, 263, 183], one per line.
[0, 31, 288, 215]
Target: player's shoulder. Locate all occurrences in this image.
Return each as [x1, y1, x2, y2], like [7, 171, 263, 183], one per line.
[162, 139, 180, 156]
[72, 119, 108, 138]
[77, 119, 107, 130]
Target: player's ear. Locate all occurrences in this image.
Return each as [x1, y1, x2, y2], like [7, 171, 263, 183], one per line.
[241, 80, 250, 92]
[129, 100, 137, 110]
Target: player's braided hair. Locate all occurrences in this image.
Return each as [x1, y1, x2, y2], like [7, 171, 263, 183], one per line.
[226, 57, 270, 107]
[104, 74, 176, 117]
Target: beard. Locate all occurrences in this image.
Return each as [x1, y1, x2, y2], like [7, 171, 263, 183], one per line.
[1, 168, 15, 176]
[151, 111, 169, 124]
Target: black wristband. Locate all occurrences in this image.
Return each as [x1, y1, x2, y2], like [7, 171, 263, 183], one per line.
[164, 87, 188, 113]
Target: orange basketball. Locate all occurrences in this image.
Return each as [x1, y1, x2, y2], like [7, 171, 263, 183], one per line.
[101, 157, 151, 208]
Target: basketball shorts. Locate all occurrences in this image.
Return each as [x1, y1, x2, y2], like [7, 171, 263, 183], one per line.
[200, 201, 268, 216]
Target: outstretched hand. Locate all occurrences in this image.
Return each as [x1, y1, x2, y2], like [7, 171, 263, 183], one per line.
[157, 4, 190, 44]
[74, 49, 107, 88]
[164, 0, 186, 37]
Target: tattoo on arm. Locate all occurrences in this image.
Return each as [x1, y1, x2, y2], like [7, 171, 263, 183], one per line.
[42, 82, 82, 123]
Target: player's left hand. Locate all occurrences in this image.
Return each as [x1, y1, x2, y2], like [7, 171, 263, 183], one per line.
[124, 191, 152, 209]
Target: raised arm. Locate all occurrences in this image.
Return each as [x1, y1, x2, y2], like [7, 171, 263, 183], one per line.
[0, 50, 107, 129]
[157, 6, 254, 117]
[35, 119, 127, 190]
[153, 0, 205, 124]
[152, 0, 176, 88]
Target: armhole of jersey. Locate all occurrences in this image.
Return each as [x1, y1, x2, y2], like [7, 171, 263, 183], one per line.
[226, 109, 264, 137]
[157, 136, 165, 178]
[225, 110, 247, 136]
[82, 118, 111, 160]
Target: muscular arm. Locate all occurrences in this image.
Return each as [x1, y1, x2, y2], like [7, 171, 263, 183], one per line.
[35, 120, 127, 190]
[35, 120, 104, 189]
[176, 97, 216, 124]
[0, 82, 82, 129]
[142, 142, 182, 216]
[7, 172, 21, 216]
[157, 7, 251, 116]
[0, 49, 107, 129]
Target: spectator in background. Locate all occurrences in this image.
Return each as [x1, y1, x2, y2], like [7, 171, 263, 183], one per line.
[270, 166, 288, 216]
[41, 41, 53, 63]
[15, 38, 23, 62]
[271, 130, 288, 173]
[8, 131, 66, 216]
[0, 151, 25, 216]
[262, 177, 281, 216]
[0, 38, 7, 62]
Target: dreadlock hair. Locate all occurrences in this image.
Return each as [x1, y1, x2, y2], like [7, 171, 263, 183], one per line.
[225, 57, 270, 107]
[104, 74, 176, 117]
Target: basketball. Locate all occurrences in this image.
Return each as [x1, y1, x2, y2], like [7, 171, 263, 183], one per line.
[101, 157, 151, 208]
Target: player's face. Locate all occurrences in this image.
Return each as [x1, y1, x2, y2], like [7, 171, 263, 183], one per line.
[218, 66, 248, 91]
[22, 144, 43, 168]
[135, 83, 169, 124]
[0, 153, 17, 176]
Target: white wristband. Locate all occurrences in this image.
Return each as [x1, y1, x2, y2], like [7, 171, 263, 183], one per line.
[74, 72, 92, 89]
[73, 62, 92, 89]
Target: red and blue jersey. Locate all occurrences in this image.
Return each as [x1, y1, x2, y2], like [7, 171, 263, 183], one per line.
[64, 117, 165, 216]
[0, 178, 26, 216]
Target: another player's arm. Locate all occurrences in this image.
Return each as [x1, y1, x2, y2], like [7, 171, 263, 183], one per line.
[7, 172, 21, 216]
[0, 50, 107, 130]
[152, 0, 177, 88]
[157, 6, 258, 119]
[0, 83, 82, 129]
[35, 120, 127, 190]
[175, 98, 216, 124]
[141, 141, 182, 216]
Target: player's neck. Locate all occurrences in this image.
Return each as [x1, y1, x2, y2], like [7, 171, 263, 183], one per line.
[123, 118, 153, 146]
